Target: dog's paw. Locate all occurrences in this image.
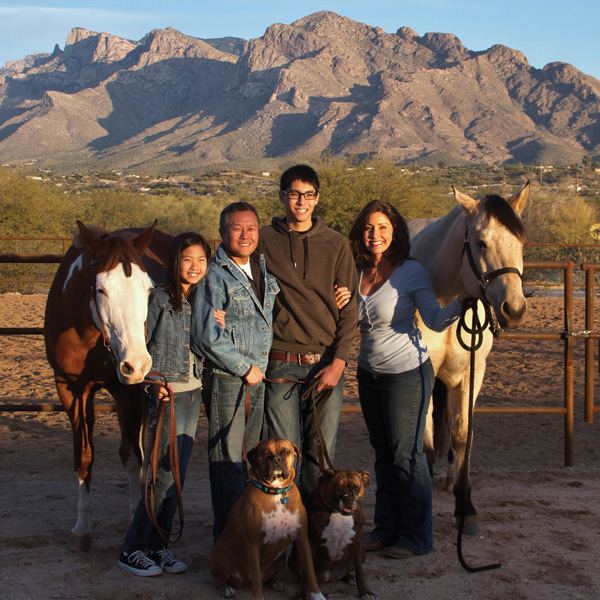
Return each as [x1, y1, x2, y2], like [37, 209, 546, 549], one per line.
[222, 586, 236, 599]
[267, 579, 288, 593]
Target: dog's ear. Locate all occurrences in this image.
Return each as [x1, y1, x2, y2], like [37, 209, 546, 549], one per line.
[319, 469, 335, 483]
[291, 442, 301, 460]
[358, 471, 371, 487]
[247, 441, 261, 470]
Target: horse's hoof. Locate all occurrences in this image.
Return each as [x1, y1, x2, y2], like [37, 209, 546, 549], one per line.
[69, 533, 93, 552]
[223, 586, 236, 599]
[360, 593, 376, 600]
[456, 514, 480, 536]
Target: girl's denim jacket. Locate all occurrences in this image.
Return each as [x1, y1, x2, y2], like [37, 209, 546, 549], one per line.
[146, 286, 203, 383]
[192, 246, 279, 378]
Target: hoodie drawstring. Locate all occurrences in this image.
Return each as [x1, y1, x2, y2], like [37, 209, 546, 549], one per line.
[286, 226, 310, 278]
[288, 232, 297, 268]
[303, 237, 309, 279]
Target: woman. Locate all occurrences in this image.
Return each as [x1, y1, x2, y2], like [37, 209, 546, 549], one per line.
[342, 200, 463, 559]
[118, 231, 212, 577]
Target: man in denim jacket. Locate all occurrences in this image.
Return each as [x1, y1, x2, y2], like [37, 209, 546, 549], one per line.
[192, 201, 279, 540]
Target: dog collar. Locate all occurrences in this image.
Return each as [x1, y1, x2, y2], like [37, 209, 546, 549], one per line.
[250, 479, 293, 504]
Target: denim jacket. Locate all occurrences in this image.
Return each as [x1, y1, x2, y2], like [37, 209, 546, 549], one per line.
[191, 245, 279, 378]
[146, 286, 203, 383]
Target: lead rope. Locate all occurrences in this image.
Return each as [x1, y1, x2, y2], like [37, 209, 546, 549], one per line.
[263, 375, 334, 475]
[455, 298, 502, 572]
[143, 372, 184, 544]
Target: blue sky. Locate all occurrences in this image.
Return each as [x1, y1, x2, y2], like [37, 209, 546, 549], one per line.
[1, 1, 598, 78]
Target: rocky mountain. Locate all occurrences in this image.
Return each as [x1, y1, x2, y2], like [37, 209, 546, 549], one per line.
[0, 11, 598, 170]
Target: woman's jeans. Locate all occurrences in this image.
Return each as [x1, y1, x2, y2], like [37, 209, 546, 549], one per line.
[123, 387, 202, 553]
[203, 372, 265, 541]
[358, 359, 435, 555]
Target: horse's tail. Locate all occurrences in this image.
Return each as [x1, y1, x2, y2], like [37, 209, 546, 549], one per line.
[432, 377, 450, 459]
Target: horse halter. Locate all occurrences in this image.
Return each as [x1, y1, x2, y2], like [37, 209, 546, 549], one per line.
[461, 226, 522, 337]
[89, 266, 115, 362]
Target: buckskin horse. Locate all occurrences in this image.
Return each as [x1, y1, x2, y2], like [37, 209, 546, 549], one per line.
[409, 183, 529, 535]
[44, 221, 172, 549]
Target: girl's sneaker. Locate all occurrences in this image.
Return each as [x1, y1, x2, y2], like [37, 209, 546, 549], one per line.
[118, 549, 163, 577]
[149, 547, 188, 574]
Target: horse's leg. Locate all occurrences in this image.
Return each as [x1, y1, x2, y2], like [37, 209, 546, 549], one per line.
[427, 377, 451, 484]
[109, 382, 145, 522]
[447, 363, 487, 536]
[424, 401, 435, 477]
[56, 377, 96, 550]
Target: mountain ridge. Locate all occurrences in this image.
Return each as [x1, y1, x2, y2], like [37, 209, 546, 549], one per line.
[0, 11, 597, 171]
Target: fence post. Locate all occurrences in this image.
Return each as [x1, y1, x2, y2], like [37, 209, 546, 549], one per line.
[564, 261, 574, 467]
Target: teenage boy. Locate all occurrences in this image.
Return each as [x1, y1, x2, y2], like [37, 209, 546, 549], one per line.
[192, 201, 279, 540]
[260, 164, 358, 499]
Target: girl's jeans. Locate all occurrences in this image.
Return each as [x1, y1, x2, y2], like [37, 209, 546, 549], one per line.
[123, 387, 202, 553]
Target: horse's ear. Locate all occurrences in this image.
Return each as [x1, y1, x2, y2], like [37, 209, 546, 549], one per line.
[452, 186, 478, 214]
[507, 181, 530, 215]
[76, 221, 105, 252]
[132, 220, 157, 256]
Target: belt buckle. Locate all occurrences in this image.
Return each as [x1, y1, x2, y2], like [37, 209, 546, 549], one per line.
[304, 352, 319, 365]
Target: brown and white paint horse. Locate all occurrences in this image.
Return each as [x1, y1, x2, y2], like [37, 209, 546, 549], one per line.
[44, 221, 172, 549]
[409, 183, 529, 534]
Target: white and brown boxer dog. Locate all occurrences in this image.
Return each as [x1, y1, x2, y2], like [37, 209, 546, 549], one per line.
[210, 439, 326, 600]
[305, 469, 374, 600]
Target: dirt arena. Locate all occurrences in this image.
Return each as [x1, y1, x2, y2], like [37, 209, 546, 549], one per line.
[1, 293, 599, 600]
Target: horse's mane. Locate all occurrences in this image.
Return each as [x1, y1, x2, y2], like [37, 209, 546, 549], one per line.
[482, 195, 526, 242]
[73, 227, 148, 278]
[96, 236, 147, 277]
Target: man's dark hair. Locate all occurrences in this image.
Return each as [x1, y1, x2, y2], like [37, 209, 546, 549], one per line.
[349, 200, 410, 270]
[279, 164, 320, 193]
[163, 231, 212, 310]
[219, 201, 260, 232]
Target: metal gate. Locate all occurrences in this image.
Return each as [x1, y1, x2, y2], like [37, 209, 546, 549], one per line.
[1, 249, 598, 466]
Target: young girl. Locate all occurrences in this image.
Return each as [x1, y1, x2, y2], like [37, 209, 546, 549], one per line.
[118, 231, 211, 577]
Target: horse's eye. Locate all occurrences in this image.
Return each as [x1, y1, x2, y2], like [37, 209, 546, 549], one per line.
[477, 239, 487, 250]
[97, 288, 108, 297]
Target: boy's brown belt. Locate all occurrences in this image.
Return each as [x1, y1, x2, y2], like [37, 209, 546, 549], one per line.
[268, 350, 321, 365]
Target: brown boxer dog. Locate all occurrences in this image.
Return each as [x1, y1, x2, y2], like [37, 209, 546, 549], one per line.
[306, 469, 374, 600]
[210, 439, 326, 600]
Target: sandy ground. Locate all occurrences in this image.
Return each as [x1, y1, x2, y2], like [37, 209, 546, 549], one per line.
[1, 292, 600, 600]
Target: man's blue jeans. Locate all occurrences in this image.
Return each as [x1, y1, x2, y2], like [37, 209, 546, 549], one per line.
[264, 359, 344, 501]
[123, 387, 202, 553]
[203, 371, 264, 540]
[358, 359, 434, 555]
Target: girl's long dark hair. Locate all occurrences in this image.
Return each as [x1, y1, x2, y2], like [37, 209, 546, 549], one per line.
[349, 200, 410, 270]
[163, 232, 212, 310]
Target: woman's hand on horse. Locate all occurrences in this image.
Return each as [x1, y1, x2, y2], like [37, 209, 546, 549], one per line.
[334, 286, 351, 310]
[214, 309, 226, 328]
[243, 364, 264, 386]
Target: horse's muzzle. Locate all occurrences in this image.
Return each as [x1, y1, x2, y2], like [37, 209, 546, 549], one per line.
[117, 356, 152, 385]
[499, 298, 527, 327]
